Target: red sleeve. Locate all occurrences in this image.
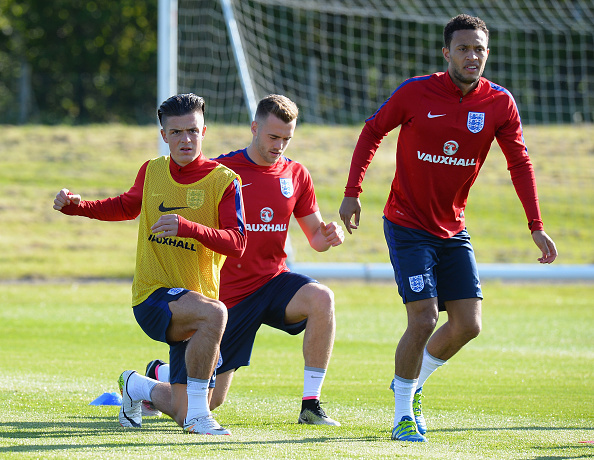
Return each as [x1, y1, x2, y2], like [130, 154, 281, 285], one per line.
[508, 162, 544, 232]
[345, 83, 413, 197]
[293, 165, 319, 218]
[177, 178, 247, 258]
[495, 99, 544, 232]
[344, 123, 384, 197]
[60, 161, 147, 220]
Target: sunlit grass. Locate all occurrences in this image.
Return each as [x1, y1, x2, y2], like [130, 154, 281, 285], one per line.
[0, 123, 592, 280]
[0, 281, 592, 459]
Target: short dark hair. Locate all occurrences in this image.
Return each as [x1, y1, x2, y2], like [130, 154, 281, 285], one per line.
[444, 14, 489, 49]
[157, 93, 205, 127]
[254, 94, 299, 124]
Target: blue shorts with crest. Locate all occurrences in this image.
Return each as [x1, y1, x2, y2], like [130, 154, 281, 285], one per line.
[133, 287, 218, 387]
[383, 217, 483, 311]
[218, 271, 316, 374]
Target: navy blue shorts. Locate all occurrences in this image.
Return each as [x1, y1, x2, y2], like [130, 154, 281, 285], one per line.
[133, 287, 217, 386]
[218, 271, 316, 374]
[383, 217, 483, 311]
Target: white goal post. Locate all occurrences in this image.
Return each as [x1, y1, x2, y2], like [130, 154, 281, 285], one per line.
[157, 0, 178, 156]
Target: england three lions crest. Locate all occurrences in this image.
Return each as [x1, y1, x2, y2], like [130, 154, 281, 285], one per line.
[187, 189, 205, 209]
[467, 112, 485, 133]
[279, 178, 293, 198]
[409, 275, 425, 293]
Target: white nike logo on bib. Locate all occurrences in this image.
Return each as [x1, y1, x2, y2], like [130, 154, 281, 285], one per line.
[427, 112, 446, 118]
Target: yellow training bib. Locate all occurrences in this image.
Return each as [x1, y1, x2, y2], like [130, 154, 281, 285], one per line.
[132, 156, 238, 305]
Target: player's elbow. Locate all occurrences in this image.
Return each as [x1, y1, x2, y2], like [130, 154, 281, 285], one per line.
[233, 231, 247, 258]
[228, 247, 246, 258]
[223, 229, 247, 258]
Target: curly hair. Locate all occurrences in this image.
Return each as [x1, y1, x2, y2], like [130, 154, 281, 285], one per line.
[444, 14, 489, 49]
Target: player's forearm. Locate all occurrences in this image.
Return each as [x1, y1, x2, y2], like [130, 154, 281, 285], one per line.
[59, 161, 145, 221]
[308, 229, 333, 253]
[60, 195, 140, 221]
[344, 125, 382, 197]
[177, 217, 246, 257]
[509, 161, 544, 232]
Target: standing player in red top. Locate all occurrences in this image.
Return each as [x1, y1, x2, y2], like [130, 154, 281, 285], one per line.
[54, 94, 246, 435]
[339, 14, 557, 442]
[145, 94, 345, 426]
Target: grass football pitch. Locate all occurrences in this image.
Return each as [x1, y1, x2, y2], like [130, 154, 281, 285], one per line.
[0, 123, 592, 457]
[0, 123, 592, 280]
[0, 281, 592, 459]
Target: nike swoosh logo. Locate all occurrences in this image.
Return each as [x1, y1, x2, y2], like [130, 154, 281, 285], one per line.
[241, 183, 252, 188]
[159, 202, 189, 212]
[428, 112, 446, 118]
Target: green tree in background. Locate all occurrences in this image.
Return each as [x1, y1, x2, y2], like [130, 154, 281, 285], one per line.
[0, 0, 157, 124]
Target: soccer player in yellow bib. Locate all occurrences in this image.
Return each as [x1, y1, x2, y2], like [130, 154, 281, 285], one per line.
[53, 94, 246, 435]
[144, 95, 345, 427]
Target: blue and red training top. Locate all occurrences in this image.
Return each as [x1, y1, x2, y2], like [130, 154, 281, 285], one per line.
[345, 71, 544, 238]
[215, 149, 318, 308]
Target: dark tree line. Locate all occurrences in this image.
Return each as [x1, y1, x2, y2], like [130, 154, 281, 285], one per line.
[0, 0, 158, 124]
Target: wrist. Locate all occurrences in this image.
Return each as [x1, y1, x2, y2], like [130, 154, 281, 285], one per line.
[344, 186, 361, 198]
[528, 219, 544, 233]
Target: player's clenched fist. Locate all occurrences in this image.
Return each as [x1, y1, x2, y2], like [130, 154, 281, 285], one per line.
[53, 188, 81, 211]
[320, 221, 344, 247]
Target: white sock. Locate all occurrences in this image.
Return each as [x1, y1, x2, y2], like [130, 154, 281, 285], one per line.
[416, 348, 447, 390]
[156, 363, 170, 382]
[126, 372, 158, 402]
[392, 375, 417, 426]
[185, 377, 211, 422]
[303, 366, 326, 400]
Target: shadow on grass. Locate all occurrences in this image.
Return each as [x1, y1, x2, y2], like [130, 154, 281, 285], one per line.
[436, 426, 594, 433]
[429, 426, 594, 460]
[0, 416, 177, 441]
[524, 442, 594, 460]
[1, 416, 591, 456]
[0, 416, 384, 454]
[523, 454, 593, 460]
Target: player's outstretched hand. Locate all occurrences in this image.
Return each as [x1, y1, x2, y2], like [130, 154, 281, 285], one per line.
[53, 188, 81, 211]
[320, 221, 344, 247]
[531, 230, 558, 264]
[151, 214, 180, 238]
[339, 196, 361, 235]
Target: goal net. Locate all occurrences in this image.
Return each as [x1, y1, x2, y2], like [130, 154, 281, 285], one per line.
[176, 1, 593, 265]
[178, 0, 593, 125]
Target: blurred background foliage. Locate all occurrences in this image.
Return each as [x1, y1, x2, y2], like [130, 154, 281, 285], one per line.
[0, 0, 157, 124]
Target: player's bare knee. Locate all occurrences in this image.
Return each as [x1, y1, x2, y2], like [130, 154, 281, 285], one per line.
[209, 393, 225, 410]
[289, 283, 335, 322]
[203, 299, 227, 328]
[312, 284, 335, 318]
[316, 284, 334, 316]
[465, 319, 482, 340]
[411, 314, 439, 339]
[453, 318, 481, 344]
